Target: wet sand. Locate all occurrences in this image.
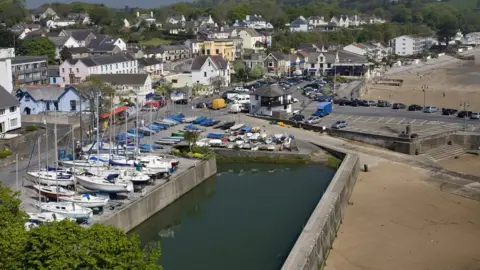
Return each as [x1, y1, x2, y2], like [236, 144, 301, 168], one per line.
[438, 154, 480, 177]
[324, 160, 480, 270]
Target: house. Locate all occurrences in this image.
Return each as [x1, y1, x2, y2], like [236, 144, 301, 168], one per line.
[0, 48, 15, 93]
[390, 34, 435, 56]
[12, 56, 49, 86]
[48, 65, 61, 85]
[307, 16, 328, 27]
[88, 36, 127, 51]
[462, 32, 480, 45]
[330, 16, 349, 28]
[197, 15, 215, 25]
[9, 24, 41, 39]
[46, 19, 76, 28]
[184, 39, 202, 56]
[238, 29, 265, 50]
[164, 73, 193, 88]
[67, 13, 90, 24]
[138, 58, 163, 76]
[233, 15, 273, 29]
[31, 6, 58, 22]
[59, 29, 97, 47]
[143, 47, 165, 59]
[256, 30, 272, 48]
[290, 16, 308, 32]
[249, 83, 292, 116]
[343, 42, 391, 61]
[58, 53, 138, 86]
[161, 45, 191, 61]
[48, 36, 79, 60]
[94, 74, 153, 103]
[197, 30, 230, 40]
[243, 53, 266, 69]
[167, 15, 186, 25]
[264, 52, 290, 76]
[191, 55, 230, 88]
[0, 85, 21, 132]
[197, 39, 235, 61]
[67, 47, 91, 59]
[17, 86, 87, 114]
[134, 11, 158, 28]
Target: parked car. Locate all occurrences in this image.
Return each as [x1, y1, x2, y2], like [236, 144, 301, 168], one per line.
[174, 99, 188, 105]
[350, 99, 361, 107]
[332, 120, 347, 129]
[442, 108, 458, 115]
[470, 112, 480, 119]
[408, 104, 423, 111]
[457, 111, 473, 118]
[290, 114, 305, 122]
[392, 103, 406, 109]
[423, 106, 438, 113]
[338, 99, 351, 106]
[361, 100, 376, 107]
[305, 116, 321, 124]
[377, 100, 391, 107]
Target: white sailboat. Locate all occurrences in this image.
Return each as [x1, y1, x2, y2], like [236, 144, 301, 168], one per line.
[116, 169, 151, 184]
[75, 175, 134, 193]
[36, 202, 93, 220]
[26, 171, 74, 186]
[32, 184, 76, 199]
[25, 212, 75, 230]
[59, 193, 109, 208]
[59, 159, 106, 168]
[135, 156, 172, 174]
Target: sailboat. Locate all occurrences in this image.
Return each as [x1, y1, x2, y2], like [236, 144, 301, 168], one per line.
[59, 193, 109, 208]
[135, 156, 172, 174]
[59, 159, 106, 168]
[24, 212, 75, 230]
[75, 174, 134, 193]
[32, 184, 76, 199]
[36, 202, 93, 221]
[26, 171, 75, 186]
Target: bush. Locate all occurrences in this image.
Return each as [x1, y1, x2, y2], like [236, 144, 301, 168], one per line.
[25, 125, 37, 132]
[0, 149, 13, 159]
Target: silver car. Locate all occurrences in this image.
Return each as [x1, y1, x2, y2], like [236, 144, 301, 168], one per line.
[306, 116, 321, 124]
[332, 121, 347, 129]
[470, 112, 480, 119]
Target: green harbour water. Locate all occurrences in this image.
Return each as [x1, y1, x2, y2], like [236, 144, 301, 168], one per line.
[131, 163, 335, 270]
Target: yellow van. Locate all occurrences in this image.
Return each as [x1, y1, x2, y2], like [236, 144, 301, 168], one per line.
[211, 98, 227, 110]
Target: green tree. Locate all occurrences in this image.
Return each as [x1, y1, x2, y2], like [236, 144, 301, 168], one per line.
[436, 14, 458, 47]
[60, 46, 72, 62]
[0, 26, 21, 52]
[0, 2, 27, 26]
[0, 184, 28, 269]
[184, 130, 200, 152]
[21, 221, 162, 269]
[227, 3, 251, 22]
[89, 6, 112, 25]
[234, 61, 247, 80]
[413, 12, 423, 24]
[18, 37, 56, 64]
[249, 65, 264, 79]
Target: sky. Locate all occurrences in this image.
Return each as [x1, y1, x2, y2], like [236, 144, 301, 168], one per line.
[26, 0, 187, 9]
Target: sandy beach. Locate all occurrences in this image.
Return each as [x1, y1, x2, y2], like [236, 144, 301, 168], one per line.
[363, 50, 480, 111]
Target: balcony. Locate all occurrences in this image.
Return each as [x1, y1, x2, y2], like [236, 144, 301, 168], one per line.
[260, 100, 291, 107]
[18, 75, 47, 84]
[14, 67, 48, 75]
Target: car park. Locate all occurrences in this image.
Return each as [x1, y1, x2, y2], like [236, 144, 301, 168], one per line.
[332, 120, 347, 129]
[442, 108, 458, 115]
[305, 116, 321, 124]
[392, 103, 406, 109]
[470, 112, 480, 119]
[457, 111, 473, 118]
[350, 99, 360, 107]
[408, 104, 423, 111]
[338, 98, 351, 106]
[423, 106, 438, 113]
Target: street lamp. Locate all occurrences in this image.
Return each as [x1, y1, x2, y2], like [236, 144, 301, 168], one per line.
[421, 85, 428, 109]
[460, 100, 470, 131]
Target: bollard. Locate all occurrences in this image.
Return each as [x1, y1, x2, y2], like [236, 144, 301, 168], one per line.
[415, 149, 419, 155]
[363, 164, 368, 172]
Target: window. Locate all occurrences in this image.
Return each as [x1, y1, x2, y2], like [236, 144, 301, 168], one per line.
[62, 77, 65, 82]
[320, 57, 324, 62]
[46, 102, 50, 111]
[76, 68, 79, 73]
[70, 100, 77, 111]
[204, 72, 207, 77]
[62, 68, 65, 73]
[255, 95, 259, 101]
[206, 49, 211, 55]
[110, 64, 112, 70]
[9, 106, 15, 113]
[101, 66, 103, 72]
[116, 64, 118, 69]
[215, 49, 219, 54]
[10, 118, 18, 127]
[53, 102, 58, 111]
[25, 95, 30, 102]
[0, 109, 4, 115]
[311, 63, 315, 68]
[69, 68, 72, 73]
[172, 79, 178, 83]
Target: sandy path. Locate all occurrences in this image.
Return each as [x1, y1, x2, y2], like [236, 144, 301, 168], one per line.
[324, 160, 480, 270]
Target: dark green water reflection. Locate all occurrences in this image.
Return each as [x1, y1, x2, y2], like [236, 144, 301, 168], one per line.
[131, 163, 335, 270]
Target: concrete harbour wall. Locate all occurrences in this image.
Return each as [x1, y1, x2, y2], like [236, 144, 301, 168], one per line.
[281, 149, 360, 270]
[100, 157, 217, 232]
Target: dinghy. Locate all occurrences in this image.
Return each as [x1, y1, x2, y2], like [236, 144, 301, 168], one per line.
[32, 185, 76, 200]
[230, 123, 245, 131]
[59, 193, 109, 208]
[26, 171, 74, 186]
[36, 202, 93, 221]
[25, 212, 74, 230]
[75, 175, 134, 193]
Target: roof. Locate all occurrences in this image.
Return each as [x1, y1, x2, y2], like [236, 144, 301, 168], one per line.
[21, 86, 65, 101]
[62, 29, 95, 41]
[138, 58, 163, 66]
[67, 47, 90, 54]
[48, 65, 60, 77]
[270, 52, 286, 61]
[191, 55, 228, 70]
[241, 28, 261, 37]
[94, 74, 149, 85]
[252, 83, 289, 97]
[307, 52, 321, 63]
[337, 50, 368, 63]
[67, 53, 135, 67]
[48, 36, 70, 46]
[12, 56, 47, 65]
[0, 86, 19, 108]
[291, 17, 307, 26]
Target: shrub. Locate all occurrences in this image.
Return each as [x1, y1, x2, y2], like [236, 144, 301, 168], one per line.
[0, 149, 13, 159]
[25, 125, 37, 132]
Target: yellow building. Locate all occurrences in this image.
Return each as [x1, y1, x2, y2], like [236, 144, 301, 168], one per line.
[198, 39, 235, 61]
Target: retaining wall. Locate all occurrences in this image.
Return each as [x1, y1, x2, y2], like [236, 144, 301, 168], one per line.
[281, 151, 360, 270]
[100, 157, 217, 232]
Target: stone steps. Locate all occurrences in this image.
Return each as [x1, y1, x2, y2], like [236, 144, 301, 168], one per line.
[425, 144, 465, 162]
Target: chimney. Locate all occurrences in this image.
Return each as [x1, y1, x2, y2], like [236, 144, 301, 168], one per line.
[150, 11, 153, 17]
[136, 11, 139, 17]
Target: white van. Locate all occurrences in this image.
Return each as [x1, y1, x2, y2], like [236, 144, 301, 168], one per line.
[229, 103, 241, 113]
[230, 94, 250, 104]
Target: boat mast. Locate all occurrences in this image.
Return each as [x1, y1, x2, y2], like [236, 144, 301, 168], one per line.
[54, 105, 58, 201]
[113, 94, 116, 155]
[149, 100, 153, 152]
[71, 125, 76, 192]
[109, 94, 112, 159]
[37, 136, 41, 212]
[44, 119, 48, 168]
[135, 92, 139, 159]
[125, 105, 128, 160]
[96, 87, 101, 174]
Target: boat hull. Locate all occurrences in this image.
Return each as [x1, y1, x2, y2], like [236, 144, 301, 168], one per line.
[26, 172, 74, 186]
[32, 186, 75, 200]
[59, 196, 109, 208]
[75, 176, 133, 193]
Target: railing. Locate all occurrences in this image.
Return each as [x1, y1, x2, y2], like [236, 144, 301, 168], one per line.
[14, 67, 48, 74]
[18, 76, 47, 83]
[260, 100, 291, 107]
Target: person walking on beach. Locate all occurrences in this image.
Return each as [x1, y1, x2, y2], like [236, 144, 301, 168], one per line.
[443, 92, 446, 98]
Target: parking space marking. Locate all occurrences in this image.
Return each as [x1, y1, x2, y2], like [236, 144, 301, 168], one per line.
[343, 116, 353, 120]
[386, 118, 395, 124]
[397, 118, 405, 124]
[365, 117, 374, 122]
[376, 117, 384, 123]
[353, 116, 363, 122]
[418, 120, 427, 126]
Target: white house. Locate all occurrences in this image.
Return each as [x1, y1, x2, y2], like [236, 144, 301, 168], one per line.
[0, 85, 21, 132]
[17, 86, 87, 115]
[95, 74, 153, 104]
[290, 16, 308, 32]
[138, 58, 163, 76]
[48, 36, 79, 60]
[59, 53, 138, 86]
[249, 83, 292, 116]
[390, 34, 435, 56]
[46, 19, 76, 28]
[167, 15, 186, 25]
[344, 42, 391, 61]
[238, 29, 264, 50]
[0, 48, 14, 93]
[235, 14, 273, 29]
[191, 55, 230, 88]
[307, 16, 328, 27]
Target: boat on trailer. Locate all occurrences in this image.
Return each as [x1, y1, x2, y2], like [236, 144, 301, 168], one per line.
[32, 185, 76, 200]
[26, 171, 74, 186]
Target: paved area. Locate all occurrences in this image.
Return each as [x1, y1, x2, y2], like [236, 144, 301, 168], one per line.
[438, 154, 480, 178]
[324, 160, 480, 270]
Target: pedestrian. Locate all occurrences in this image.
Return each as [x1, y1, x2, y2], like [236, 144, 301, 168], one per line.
[389, 94, 392, 99]
[443, 92, 445, 98]
[141, 119, 145, 127]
